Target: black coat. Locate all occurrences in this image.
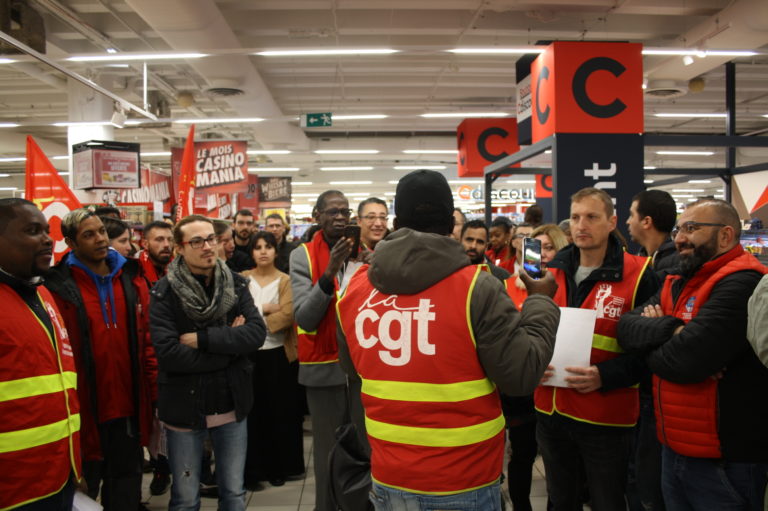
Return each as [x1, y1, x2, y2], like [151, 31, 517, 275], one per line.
[149, 269, 265, 429]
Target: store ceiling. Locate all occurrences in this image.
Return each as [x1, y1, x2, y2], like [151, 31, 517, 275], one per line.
[1, 0, 767, 216]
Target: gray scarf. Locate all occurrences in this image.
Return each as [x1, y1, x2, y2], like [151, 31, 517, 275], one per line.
[167, 256, 237, 328]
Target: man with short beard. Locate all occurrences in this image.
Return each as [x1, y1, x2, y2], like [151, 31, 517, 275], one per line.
[460, 219, 510, 281]
[140, 221, 174, 286]
[233, 209, 256, 270]
[618, 199, 768, 510]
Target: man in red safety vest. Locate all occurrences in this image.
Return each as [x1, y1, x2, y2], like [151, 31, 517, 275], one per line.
[534, 187, 658, 511]
[0, 198, 81, 511]
[619, 198, 768, 510]
[335, 170, 561, 511]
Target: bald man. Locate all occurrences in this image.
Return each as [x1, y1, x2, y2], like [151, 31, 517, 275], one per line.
[619, 199, 768, 511]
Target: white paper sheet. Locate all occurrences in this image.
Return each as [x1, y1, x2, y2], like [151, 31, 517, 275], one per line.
[545, 307, 597, 388]
[73, 491, 103, 511]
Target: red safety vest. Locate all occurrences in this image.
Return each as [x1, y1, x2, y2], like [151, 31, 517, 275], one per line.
[0, 285, 81, 510]
[337, 264, 505, 495]
[504, 273, 567, 311]
[655, 245, 767, 458]
[296, 231, 339, 365]
[535, 253, 650, 427]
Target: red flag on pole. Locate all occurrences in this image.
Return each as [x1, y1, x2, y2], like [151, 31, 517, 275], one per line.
[176, 124, 196, 221]
[25, 136, 82, 262]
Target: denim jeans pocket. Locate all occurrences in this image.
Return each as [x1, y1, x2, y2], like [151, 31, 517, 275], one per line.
[716, 462, 748, 506]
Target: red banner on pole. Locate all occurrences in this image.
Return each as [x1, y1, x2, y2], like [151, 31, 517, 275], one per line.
[25, 136, 83, 262]
[176, 125, 196, 221]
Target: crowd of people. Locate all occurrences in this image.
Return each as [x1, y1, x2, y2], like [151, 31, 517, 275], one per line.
[2, 172, 768, 511]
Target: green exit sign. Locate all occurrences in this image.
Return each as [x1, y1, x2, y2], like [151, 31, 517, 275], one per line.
[301, 112, 332, 127]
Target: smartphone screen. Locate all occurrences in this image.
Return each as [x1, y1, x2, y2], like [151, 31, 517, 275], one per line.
[344, 225, 361, 259]
[523, 237, 542, 279]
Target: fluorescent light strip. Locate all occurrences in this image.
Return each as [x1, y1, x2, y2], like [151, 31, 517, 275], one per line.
[329, 181, 373, 185]
[0, 173, 10, 177]
[67, 52, 207, 62]
[52, 121, 114, 127]
[257, 49, 398, 57]
[403, 150, 457, 155]
[293, 181, 313, 186]
[388, 181, 399, 184]
[0, 157, 25, 162]
[656, 151, 715, 156]
[320, 166, 373, 171]
[642, 48, 758, 57]
[332, 115, 388, 120]
[0, 123, 20, 128]
[654, 113, 727, 118]
[643, 166, 656, 170]
[141, 152, 172, 157]
[644, 180, 655, 184]
[393, 165, 446, 170]
[448, 48, 545, 54]
[314, 149, 379, 154]
[689, 180, 712, 183]
[671, 194, 694, 198]
[421, 112, 510, 118]
[247, 150, 292, 155]
[174, 118, 263, 124]
[0, 58, 16, 64]
[0, 187, 18, 191]
[672, 189, 705, 193]
[384, 192, 396, 196]
[52, 156, 70, 160]
[247, 167, 299, 172]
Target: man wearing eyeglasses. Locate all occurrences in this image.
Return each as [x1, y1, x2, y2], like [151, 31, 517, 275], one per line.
[44, 208, 156, 511]
[149, 214, 266, 510]
[289, 190, 359, 511]
[358, 197, 389, 251]
[619, 199, 768, 511]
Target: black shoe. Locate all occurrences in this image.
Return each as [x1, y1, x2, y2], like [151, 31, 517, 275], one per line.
[245, 480, 266, 492]
[284, 472, 305, 481]
[269, 477, 285, 487]
[149, 472, 170, 496]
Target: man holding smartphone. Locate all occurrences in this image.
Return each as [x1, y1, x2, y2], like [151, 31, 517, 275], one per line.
[289, 190, 360, 511]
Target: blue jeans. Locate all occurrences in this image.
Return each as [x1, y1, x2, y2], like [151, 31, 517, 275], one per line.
[369, 481, 502, 511]
[661, 445, 768, 511]
[166, 419, 247, 511]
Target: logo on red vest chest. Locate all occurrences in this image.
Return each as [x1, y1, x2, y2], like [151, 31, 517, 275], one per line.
[594, 283, 625, 321]
[45, 301, 73, 358]
[682, 296, 696, 321]
[354, 289, 436, 367]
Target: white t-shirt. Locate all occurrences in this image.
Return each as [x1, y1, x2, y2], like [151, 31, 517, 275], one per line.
[247, 276, 285, 350]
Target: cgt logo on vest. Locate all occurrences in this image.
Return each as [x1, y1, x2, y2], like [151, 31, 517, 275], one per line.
[594, 284, 625, 321]
[530, 42, 643, 142]
[354, 289, 436, 366]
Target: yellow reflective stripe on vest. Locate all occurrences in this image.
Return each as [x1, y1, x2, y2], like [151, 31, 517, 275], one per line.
[592, 333, 623, 354]
[0, 372, 77, 403]
[365, 413, 505, 447]
[296, 326, 317, 336]
[361, 377, 495, 403]
[0, 414, 80, 454]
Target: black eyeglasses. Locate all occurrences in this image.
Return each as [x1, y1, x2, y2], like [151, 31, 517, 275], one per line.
[322, 207, 353, 218]
[180, 234, 218, 249]
[671, 221, 726, 238]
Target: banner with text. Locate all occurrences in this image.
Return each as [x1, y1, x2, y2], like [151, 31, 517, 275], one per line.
[171, 140, 248, 196]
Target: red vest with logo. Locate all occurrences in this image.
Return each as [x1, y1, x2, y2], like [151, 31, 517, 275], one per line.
[504, 273, 567, 311]
[296, 231, 339, 365]
[534, 253, 650, 426]
[0, 285, 82, 510]
[337, 265, 505, 494]
[654, 245, 767, 458]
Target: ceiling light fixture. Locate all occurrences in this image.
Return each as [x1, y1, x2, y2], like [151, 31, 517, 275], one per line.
[257, 49, 398, 57]
[247, 150, 292, 155]
[293, 181, 313, 186]
[654, 113, 727, 118]
[332, 115, 388, 120]
[0, 58, 16, 64]
[0, 157, 26, 162]
[0, 187, 18, 191]
[644, 179, 655, 184]
[388, 181, 399, 184]
[447, 48, 545, 54]
[320, 166, 373, 171]
[688, 179, 712, 183]
[643, 166, 657, 170]
[52, 121, 115, 127]
[329, 180, 373, 185]
[642, 48, 758, 57]
[174, 118, 264, 124]
[672, 189, 705, 193]
[393, 165, 447, 170]
[67, 52, 207, 62]
[314, 149, 379, 154]
[656, 151, 715, 156]
[421, 112, 510, 118]
[247, 167, 299, 172]
[140, 152, 172, 157]
[0, 173, 9, 177]
[403, 149, 458, 155]
[0, 123, 20, 128]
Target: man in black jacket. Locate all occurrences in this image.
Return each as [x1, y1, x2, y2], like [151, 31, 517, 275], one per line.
[150, 215, 265, 511]
[460, 219, 510, 281]
[618, 199, 768, 510]
[627, 189, 679, 279]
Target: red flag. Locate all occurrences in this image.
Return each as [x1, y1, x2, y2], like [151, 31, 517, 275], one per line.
[176, 124, 196, 221]
[25, 136, 82, 262]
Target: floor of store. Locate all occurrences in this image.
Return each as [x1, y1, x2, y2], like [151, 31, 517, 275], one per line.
[139, 418, 550, 510]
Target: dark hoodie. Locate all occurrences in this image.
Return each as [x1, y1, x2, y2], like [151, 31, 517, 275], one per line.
[338, 228, 561, 397]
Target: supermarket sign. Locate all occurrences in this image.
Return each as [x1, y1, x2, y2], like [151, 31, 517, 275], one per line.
[456, 184, 535, 202]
